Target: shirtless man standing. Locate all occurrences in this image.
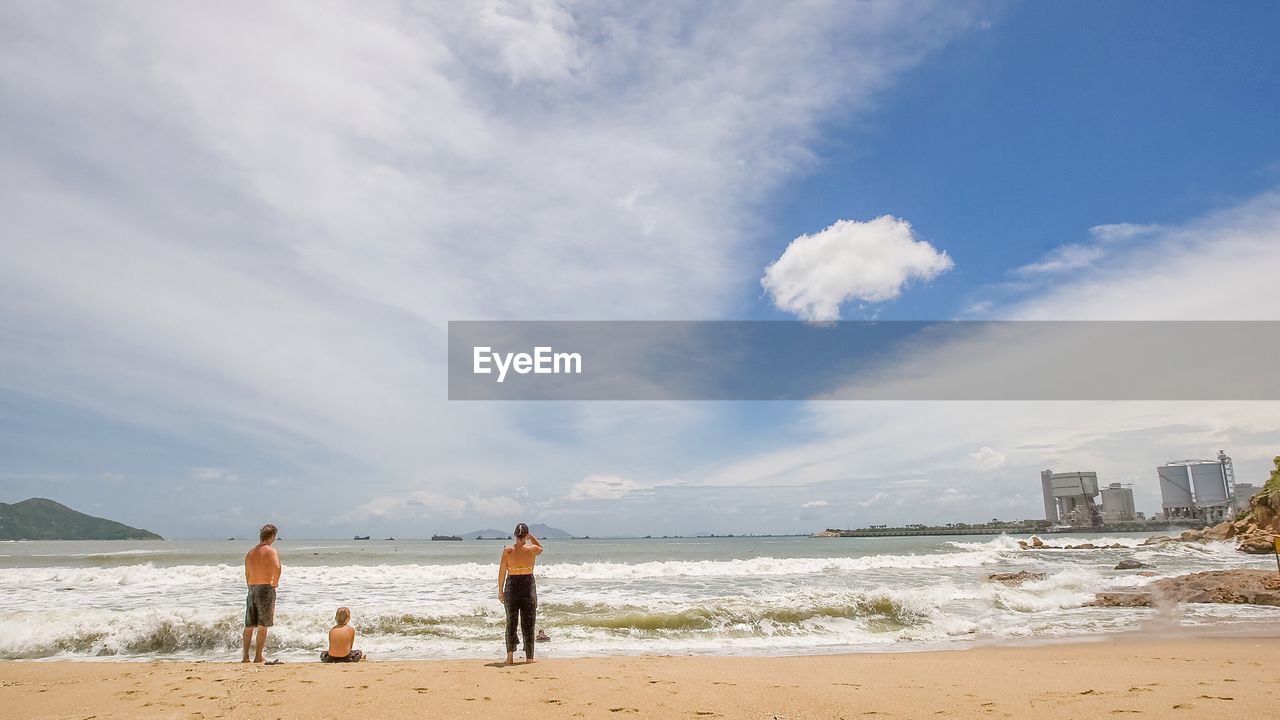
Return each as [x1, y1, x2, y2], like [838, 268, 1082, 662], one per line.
[242, 524, 281, 663]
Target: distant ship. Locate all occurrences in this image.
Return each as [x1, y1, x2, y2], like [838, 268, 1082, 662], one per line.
[353, 535, 371, 540]
[431, 534, 463, 541]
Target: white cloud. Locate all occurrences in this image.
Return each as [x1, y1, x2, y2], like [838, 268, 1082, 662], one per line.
[761, 216, 954, 320]
[800, 499, 828, 509]
[566, 475, 647, 501]
[969, 446, 1006, 471]
[349, 491, 468, 521]
[189, 467, 240, 483]
[467, 494, 524, 518]
[858, 492, 890, 508]
[1013, 222, 1161, 276]
[1088, 222, 1161, 243]
[1013, 243, 1106, 275]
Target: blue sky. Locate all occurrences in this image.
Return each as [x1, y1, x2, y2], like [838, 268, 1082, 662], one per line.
[2, 1, 1279, 538]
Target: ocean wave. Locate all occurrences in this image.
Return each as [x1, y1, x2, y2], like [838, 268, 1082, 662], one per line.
[0, 550, 1013, 589]
[0, 586, 960, 659]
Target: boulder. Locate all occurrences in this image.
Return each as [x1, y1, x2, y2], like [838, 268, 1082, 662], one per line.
[1086, 569, 1280, 608]
[986, 571, 1048, 586]
[1030, 535, 1045, 548]
[1180, 528, 1205, 542]
[1141, 535, 1174, 546]
[1201, 521, 1235, 541]
[1236, 529, 1278, 555]
[1114, 559, 1152, 570]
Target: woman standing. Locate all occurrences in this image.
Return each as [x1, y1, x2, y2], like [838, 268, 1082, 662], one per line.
[498, 522, 543, 664]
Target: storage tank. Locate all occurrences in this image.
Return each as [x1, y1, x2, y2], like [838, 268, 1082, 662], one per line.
[1189, 462, 1228, 507]
[1157, 464, 1193, 508]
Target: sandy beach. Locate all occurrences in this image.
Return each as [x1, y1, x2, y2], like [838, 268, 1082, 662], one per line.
[3, 637, 1277, 720]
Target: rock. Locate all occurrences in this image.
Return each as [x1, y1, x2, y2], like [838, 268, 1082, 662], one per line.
[1030, 535, 1044, 549]
[1137, 571, 1159, 577]
[1086, 569, 1280, 608]
[1180, 529, 1205, 542]
[1016, 540, 1029, 549]
[1108, 543, 1125, 549]
[986, 571, 1048, 586]
[1075, 543, 1097, 550]
[1142, 535, 1174, 546]
[1201, 521, 1235, 541]
[1115, 560, 1152, 570]
[1236, 529, 1278, 555]
[1087, 592, 1153, 608]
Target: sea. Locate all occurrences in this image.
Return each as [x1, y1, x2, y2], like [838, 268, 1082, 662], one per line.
[1, 534, 1276, 661]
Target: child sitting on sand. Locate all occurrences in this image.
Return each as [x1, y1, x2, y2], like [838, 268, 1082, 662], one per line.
[320, 607, 366, 663]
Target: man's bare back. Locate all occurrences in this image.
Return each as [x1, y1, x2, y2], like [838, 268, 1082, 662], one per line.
[245, 544, 280, 586]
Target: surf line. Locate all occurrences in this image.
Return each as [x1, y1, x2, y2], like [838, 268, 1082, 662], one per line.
[473, 346, 582, 383]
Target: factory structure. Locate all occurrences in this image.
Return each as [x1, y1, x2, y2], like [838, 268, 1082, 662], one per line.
[1156, 450, 1240, 525]
[1039, 470, 1138, 528]
[1036, 450, 1259, 530]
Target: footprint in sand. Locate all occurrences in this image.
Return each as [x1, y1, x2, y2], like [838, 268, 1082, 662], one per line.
[608, 707, 638, 713]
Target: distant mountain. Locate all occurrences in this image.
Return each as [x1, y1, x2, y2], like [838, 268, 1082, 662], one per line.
[0, 498, 163, 540]
[461, 523, 573, 540]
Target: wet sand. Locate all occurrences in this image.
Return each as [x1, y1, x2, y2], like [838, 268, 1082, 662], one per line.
[3, 637, 1277, 719]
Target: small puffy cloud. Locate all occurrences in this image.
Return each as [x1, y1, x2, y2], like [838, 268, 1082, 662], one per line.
[566, 474, 644, 501]
[968, 446, 1006, 471]
[800, 500, 828, 509]
[189, 467, 240, 483]
[762, 216, 953, 321]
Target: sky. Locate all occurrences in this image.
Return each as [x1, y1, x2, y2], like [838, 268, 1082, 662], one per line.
[2, 1, 1279, 538]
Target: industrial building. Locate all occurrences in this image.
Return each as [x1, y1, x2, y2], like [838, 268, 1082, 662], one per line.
[1156, 450, 1237, 525]
[1040, 470, 1101, 527]
[1100, 482, 1136, 523]
[1233, 483, 1262, 513]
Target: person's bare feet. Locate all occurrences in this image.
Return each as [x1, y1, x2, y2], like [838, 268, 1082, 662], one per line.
[524, 657, 537, 664]
[241, 657, 250, 663]
[504, 652, 515, 666]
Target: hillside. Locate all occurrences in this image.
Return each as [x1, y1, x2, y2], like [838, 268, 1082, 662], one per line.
[0, 498, 163, 540]
[461, 523, 573, 540]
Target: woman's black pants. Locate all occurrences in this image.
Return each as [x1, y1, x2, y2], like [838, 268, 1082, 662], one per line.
[504, 574, 537, 658]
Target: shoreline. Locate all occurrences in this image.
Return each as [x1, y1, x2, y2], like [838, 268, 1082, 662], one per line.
[3, 636, 1277, 719]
